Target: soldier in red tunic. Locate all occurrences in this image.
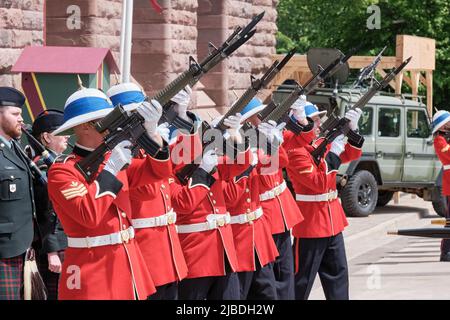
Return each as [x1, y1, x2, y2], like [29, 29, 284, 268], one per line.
[106, 83, 199, 299]
[223, 98, 280, 300]
[172, 112, 253, 300]
[249, 94, 315, 300]
[48, 88, 170, 300]
[286, 101, 363, 300]
[431, 110, 450, 261]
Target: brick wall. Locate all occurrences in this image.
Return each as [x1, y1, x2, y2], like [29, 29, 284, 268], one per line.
[0, 0, 278, 114]
[0, 0, 44, 87]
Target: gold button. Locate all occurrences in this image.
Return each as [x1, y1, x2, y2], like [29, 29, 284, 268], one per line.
[245, 188, 250, 193]
[276, 182, 279, 186]
[213, 200, 216, 204]
[209, 192, 213, 196]
[246, 198, 251, 203]
[161, 184, 166, 189]
[215, 208, 219, 213]
[165, 194, 169, 199]
[246, 208, 251, 213]
[121, 212, 126, 218]
[122, 224, 127, 229]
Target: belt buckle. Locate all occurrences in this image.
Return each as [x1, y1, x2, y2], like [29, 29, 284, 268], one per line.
[275, 186, 282, 196]
[247, 211, 256, 222]
[121, 229, 130, 244]
[217, 217, 225, 227]
[167, 214, 175, 225]
[85, 236, 91, 249]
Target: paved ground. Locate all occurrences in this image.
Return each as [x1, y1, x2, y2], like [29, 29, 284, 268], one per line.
[308, 194, 450, 300]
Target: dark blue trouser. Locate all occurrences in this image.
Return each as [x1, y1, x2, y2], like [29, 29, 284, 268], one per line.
[294, 232, 349, 300]
[272, 230, 295, 300]
[441, 196, 450, 257]
[148, 281, 178, 300]
[238, 262, 277, 300]
[178, 273, 240, 300]
[178, 258, 240, 300]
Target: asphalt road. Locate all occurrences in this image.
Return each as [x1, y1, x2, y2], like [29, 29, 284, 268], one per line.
[308, 194, 450, 300]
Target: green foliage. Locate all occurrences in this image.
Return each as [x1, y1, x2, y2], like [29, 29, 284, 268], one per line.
[276, 0, 450, 109]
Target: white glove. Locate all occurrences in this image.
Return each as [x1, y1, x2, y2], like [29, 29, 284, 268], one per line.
[290, 95, 307, 122]
[250, 147, 259, 166]
[199, 149, 218, 173]
[330, 134, 346, 156]
[223, 113, 243, 139]
[136, 99, 163, 135]
[345, 108, 362, 131]
[156, 122, 170, 142]
[104, 140, 133, 176]
[171, 86, 192, 120]
[258, 120, 286, 144]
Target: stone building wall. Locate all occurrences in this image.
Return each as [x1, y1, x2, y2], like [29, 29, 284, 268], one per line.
[0, 0, 278, 114]
[0, 0, 44, 87]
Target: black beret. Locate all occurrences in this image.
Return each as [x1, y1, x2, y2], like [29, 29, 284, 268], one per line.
[0, 87, 26, 108]
[32, 109, 65, 137]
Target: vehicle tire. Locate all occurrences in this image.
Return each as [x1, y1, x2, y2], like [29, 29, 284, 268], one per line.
[341, 170, 378, 217]
[432, 186, 448, 218]
[376, 191, 394, 207]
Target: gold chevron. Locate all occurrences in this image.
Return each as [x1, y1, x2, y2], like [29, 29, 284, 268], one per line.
[299, 165, 314, 174]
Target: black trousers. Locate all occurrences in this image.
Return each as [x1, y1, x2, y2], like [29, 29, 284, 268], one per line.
[441, 196, 450, 256]
[238, 262, 277, 300]
[272, 230, 295, 300]
[178, 258, 240, 300]
[178, 273, 240, 300]
[294, 232, 349, 300]
[148, 281, 178, 300]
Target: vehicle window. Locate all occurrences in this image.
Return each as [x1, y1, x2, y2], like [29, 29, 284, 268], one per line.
[378, 108, 401, 137]
[359, 107, 373, 136]
[407, 109, 431, 138]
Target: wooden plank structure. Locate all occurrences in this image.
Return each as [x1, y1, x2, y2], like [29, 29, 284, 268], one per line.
[270, 35, 436, 115]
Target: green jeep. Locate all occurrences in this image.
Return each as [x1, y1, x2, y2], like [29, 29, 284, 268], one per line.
[274, 86, 446, 218]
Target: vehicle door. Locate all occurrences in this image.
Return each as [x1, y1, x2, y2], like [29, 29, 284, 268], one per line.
[375, 106, 404, 182]
[402, 108, 436, 182]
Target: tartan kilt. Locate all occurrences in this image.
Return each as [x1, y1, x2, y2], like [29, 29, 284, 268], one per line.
[0, 254, 24, 300]
[37, 251, 65, 300]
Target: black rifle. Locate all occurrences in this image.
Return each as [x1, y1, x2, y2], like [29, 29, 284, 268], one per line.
[21, 124, 55, 167]
[75, 12, 264, 182]
[311, 56, 412, 165]
[353, 46, 387, 88]
[12, 139, 47, 186]
[240, 47, 357, 155]
[257, 46, 358, 123]
[175, 50, 296, 185]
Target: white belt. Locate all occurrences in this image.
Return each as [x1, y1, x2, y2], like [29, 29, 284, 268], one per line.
[67, 227, 135, 248]
[229, 207, 263, 225]
[259, 181, 287, 201]
[176, 213, 231, 234]
[295, 190, 338, 202]
[132, 210, 177, 229]
[444, 165, 450, 170]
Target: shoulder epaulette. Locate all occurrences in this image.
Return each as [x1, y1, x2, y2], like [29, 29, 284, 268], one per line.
[54, 154, 75, 164]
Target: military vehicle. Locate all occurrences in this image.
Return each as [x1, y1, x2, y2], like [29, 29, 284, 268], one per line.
[274, 48, 446, 217]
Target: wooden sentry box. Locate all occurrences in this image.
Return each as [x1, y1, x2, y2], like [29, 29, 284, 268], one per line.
[12, 46, 119, 123]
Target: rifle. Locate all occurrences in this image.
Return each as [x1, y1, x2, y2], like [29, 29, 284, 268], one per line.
[311, 56, 412, 165]
[12, 139, 48, 186]
[239, 47, 357, 155]
[75, 12, 264, 182]
[353, 46, 387, 88]
[21, 124, 55, 167]
[157, 11, 266, 128]
[256, 46, 358, 123]
[175, 50, 296, 185]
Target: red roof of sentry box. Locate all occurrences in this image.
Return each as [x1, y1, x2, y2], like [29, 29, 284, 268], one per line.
[12, 46, 119, 74]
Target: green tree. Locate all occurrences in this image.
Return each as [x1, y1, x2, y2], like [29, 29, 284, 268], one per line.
[277, 0, 450, 109]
